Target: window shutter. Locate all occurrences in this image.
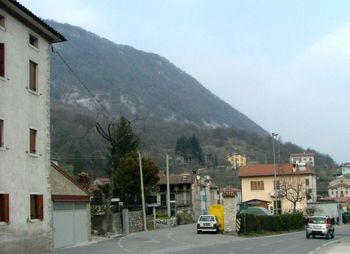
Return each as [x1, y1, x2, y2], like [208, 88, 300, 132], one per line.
[0, 43, 4, 77]
[30, 129, 36, 153]
[3, 194, 9, 223]
[37, 195, 44, 220]
[0, 119, 3, 147]
[29, 61, 37, 91]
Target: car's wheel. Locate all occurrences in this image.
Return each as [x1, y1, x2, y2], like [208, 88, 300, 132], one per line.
[306, 232, 310, 239]
[197, 230, 201, 234]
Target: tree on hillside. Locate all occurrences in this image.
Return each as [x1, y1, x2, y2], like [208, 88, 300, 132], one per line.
[175, 134, 204, 164]
[278, 176, 306, 213]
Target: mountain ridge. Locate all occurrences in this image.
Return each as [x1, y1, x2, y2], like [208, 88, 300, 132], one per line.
[48, 20, 267, 135]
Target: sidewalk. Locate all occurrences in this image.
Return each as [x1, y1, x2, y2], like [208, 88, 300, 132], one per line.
[314, 236, 350, 254]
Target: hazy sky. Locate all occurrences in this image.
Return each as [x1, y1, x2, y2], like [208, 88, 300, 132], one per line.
[20, 0, 350, 163]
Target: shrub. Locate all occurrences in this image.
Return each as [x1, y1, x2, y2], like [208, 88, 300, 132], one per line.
[237, 212, 304, 233]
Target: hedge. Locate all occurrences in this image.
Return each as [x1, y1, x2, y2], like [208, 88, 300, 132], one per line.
[237, 212, 304, 233]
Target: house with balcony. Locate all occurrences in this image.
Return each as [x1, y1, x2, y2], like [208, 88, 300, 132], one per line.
[289, 152, 315, 167]
[239, 163, 317, 214]
[0, 1, 65, 253]
[155, 172, 220, 220]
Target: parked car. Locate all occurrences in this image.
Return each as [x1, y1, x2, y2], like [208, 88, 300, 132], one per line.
[306, 216, 335, 239]
[197, 215, 220, 234]
[238, 207, 273, 216]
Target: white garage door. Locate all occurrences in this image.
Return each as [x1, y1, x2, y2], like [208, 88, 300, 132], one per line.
[53, 202, 89, 249]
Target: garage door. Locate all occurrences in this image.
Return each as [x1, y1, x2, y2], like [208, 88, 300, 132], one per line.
[53, 202, 89, 249]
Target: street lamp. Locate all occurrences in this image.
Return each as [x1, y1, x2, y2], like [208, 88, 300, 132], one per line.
[272, 132, 278, 215]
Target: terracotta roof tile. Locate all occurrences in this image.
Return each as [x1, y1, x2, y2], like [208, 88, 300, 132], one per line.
[239, 163, 313, 177]
[157, 172, 194, 185]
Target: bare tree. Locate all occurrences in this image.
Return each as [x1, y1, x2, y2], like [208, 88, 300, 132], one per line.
[278, 176, 306, 213]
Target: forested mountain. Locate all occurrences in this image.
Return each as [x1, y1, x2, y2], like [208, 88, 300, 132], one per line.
[47, 20, 337, 185]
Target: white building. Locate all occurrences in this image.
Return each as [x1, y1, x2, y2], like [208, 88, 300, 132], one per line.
[289, 152, 315, 167]
[328, 177, 350, 198]
[0, 1, 65, 253]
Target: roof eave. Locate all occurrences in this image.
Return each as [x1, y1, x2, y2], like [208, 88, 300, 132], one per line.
[2, 0, 66, 43]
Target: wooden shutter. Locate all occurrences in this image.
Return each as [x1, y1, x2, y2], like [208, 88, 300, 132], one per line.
[29, 61, 37, 91]
[37, 195, 44, 220]
[30, 129, 36, 154]
[0, 43, 4, 77]
[3, 194, 9, 223]
[0, 119, 3, 147]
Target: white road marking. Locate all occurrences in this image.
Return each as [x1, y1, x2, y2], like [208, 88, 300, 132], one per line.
[167, 232, 176, 242]
[144, 239, 161, 243]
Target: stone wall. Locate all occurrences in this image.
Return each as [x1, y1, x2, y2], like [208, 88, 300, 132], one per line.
[92, 211, 154, 235]
[223, 196, 237, 234]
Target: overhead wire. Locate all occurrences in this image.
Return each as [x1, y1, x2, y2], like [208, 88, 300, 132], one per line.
[51, 45, 114, 123]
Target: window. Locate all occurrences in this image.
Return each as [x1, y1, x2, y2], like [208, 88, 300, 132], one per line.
[305, 178, 309, 186]
[30, 194, 43, 220]
[273, 200, 282, 215]
[250, 181, 264, 190]
[29, 34, 38, 48]
[273, 180, 280, 190]
[0, 119, 3, 147]
[29, 128, 37, 154]
[0, 193, 9, 223]
[29, 61, 37, 92]
[0, 14, 4, 29]
[0, 43, 4, 77]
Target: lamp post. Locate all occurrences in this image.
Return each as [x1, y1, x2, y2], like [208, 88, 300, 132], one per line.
[272, 132, 278, 215]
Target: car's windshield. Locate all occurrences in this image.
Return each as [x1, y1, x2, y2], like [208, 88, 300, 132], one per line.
[309, 217, 326, 224]
[199, 216, 215, 222]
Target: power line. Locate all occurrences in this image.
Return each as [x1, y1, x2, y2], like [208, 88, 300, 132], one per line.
[52, 45, 114, 123]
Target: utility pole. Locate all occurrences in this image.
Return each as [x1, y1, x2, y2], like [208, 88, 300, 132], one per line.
[139, 153, 147, 231]
[272, 133, 278, 215]
[166, 154, 171, 217]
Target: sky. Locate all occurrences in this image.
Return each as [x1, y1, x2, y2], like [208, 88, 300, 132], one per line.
[19, 0, 350, 163]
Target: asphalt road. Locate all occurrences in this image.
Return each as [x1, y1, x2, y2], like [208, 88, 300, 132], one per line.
[45, 224, 350, 254]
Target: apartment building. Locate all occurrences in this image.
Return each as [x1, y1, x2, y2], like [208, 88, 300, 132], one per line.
[0, 1, 65, 253]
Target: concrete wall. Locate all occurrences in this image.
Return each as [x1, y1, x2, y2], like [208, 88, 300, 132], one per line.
[0, 8, 52, 253]
[51, 166, 88, 196]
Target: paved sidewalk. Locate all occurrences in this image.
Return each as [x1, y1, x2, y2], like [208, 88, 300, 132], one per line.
[314, 236, 350, 254]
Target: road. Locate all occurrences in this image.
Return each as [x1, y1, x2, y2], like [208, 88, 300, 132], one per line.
[45, 224, 350, 254]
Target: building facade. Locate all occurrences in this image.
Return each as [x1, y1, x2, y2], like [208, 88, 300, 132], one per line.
[155, 172, 220, 220]
[227, 153, 247, 170]
[328, 177, 350, 198]
[0, 1, 65, 253]
[239, 163, 317, 214]
[289, 152, 315, 167]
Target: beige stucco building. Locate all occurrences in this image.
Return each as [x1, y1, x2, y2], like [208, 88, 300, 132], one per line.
[0, 1, 65, 253]
[239, 163, 317, 214]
